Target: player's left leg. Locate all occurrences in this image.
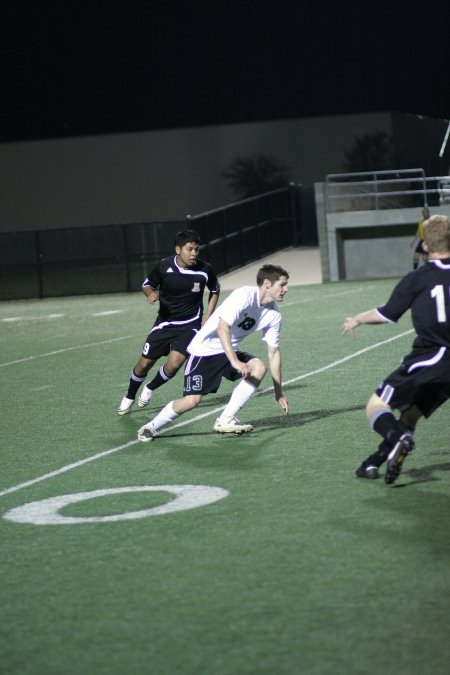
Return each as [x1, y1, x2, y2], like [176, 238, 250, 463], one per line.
[355, 439, 390, 480]
[355, 394, 415, 481]
[385, 382, 450, 480]
[117, 355, 156, 415]
[368, 357, 450, 483]
[214, 357, 267, 434]
[138, 394, 202, 442]
[138, 350, 186, 408]
[137, 351, 224, 442]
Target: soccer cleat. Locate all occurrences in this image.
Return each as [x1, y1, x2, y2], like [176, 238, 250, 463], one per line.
[355, 463, 379, 479]
[117, 396, 134, 415]
[138, 386, 154, 408]
[137, 424, 157, 442]
[384, 433, 415, 485]
[213, 417, 254, 434]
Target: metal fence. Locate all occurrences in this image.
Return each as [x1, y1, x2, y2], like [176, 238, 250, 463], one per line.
[325, 168, 450, 213]
[187, 184, 316, 276]
[0, 184, 317, 300]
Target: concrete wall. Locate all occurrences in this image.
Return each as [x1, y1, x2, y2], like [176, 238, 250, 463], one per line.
[0, 112, 394, 232]
[1, 111, 447, 234]
[315, 179, 450, 282]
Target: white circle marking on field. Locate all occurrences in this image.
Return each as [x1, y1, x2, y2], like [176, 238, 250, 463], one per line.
[3, 485, 229, 525]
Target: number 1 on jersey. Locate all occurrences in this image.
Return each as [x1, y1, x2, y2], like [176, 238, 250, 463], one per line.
[431, 285, 449, 323]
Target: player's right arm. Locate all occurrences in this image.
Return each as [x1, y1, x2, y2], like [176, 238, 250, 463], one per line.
[216, 319, 250, 377]
[340, 308, 389, 337]
[142, 264, 161, 304]
[142, 284, 159, 304]
[267, 344, 288, 414]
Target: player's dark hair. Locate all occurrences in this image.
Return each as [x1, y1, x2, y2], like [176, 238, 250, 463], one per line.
[256, 264, 289, 286]
[174, 230, 201, 248]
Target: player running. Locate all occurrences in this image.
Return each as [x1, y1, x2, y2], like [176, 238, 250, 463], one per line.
[137, 264, 289, 441]
[341, 214, 450, 484]
[117, 229, 220, 415]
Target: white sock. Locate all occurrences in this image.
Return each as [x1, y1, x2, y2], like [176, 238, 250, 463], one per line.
[219, 379, 257, 421]
[149, 402, 179, 431]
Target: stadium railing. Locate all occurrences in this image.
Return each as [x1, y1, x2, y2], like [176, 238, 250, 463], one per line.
[0, 185, 317, 300]
[325, 168, 450, 213]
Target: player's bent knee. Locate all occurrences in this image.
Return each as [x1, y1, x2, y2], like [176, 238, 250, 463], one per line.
[365, 393, 388, 419]
[248, 358, 266, 380]
[165, 363, 183, 377]
[166, 351, 186, 372]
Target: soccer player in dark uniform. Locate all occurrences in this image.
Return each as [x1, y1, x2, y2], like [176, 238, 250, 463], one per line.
[117, 230, 220, 415]
[341, 214, 450, 484]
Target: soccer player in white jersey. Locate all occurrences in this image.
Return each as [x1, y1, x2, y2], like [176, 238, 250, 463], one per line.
[117, 230, 220, 415]
[341, 215, 450, 485]
[137, 264, 289, 441]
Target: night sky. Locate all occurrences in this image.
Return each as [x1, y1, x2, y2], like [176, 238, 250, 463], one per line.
[2, 0, 449, 143]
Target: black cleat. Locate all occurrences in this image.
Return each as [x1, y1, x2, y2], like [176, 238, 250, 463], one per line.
[355, 463, 379, 479]
[384, 433, 415, 485]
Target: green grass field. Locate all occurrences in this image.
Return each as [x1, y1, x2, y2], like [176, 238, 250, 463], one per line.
[1, 279, 449, 675]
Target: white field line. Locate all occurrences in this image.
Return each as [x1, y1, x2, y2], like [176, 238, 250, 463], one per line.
[91, 310, 125, 316]
[0, 285, 372, 364]
[1, 314, 65, 322]
[0, 335, 135, 368]
[1, 310, 128, 322]
[0, 329, 413, 499]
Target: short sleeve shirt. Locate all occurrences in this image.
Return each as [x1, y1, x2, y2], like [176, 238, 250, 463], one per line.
[377, 258, 450, 349]
[187, 286, 282, 356]
[143, 255, 220, 327]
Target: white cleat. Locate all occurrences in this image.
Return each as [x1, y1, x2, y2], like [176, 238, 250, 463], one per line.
[138, 386, 154, 408]
[117, 397, 134, 415]
[137, 424, 157, 442]
[213, 417, 254, 434]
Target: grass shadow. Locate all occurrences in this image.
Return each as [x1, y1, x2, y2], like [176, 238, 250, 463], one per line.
[393, 460, 450, 487]
[247, 404, 365, 430]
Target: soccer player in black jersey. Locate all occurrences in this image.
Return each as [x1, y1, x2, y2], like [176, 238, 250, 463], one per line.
[117, 230, 220, 415]
[341, 214, 450, 484]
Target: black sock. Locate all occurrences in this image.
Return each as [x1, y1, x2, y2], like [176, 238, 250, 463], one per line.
[372, 411, 402, 448]
[398, 421, 415, 435]
[363, 440, 390, 468]
[126, 369, 146, 399]
[146, 365, 172, 392]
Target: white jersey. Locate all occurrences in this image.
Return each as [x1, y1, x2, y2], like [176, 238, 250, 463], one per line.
[187, 285, 282, 357]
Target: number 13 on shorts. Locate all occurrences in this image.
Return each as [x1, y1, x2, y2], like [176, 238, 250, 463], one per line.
[184, 375, 203, 392]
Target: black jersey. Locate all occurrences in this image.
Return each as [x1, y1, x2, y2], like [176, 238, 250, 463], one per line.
[142, 255, 220, 327]
[377, 258, 450, 349]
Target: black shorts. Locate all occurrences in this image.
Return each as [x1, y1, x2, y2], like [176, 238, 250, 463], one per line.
[375, 346, 450, 418]
[183, 351, 256, 396]
[141, 324, 198, 360]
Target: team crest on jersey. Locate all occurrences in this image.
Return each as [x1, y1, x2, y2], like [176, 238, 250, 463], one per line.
[192, 282, 201, 292]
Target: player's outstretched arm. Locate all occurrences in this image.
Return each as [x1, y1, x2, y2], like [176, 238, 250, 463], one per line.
[268, 345, 288, 415]
[340, 308, 389, 337]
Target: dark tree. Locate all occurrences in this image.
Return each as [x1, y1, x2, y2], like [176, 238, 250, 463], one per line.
[222, 154, 290, 198]
[343, 132, 394, 173]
